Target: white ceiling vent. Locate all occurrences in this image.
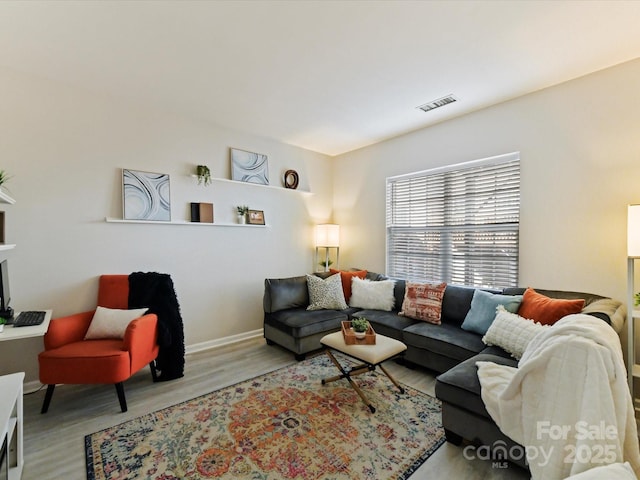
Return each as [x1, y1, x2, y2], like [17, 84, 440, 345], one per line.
[416, 95, 458, 112]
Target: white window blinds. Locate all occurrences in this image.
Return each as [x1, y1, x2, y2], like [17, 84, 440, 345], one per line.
[386, 152, 520, 289]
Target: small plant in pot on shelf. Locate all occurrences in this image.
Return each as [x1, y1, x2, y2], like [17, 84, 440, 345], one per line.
[196, 165, 212, 186]
[351, 318, 369, 339]
[236, 205, 249, 224]
[0, 317, 6, 333]
[0, 170, 12, 191]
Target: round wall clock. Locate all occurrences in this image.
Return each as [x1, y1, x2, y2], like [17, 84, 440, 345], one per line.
[283, 169, 299, 189]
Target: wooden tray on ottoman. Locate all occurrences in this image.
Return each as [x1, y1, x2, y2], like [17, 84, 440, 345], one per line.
[341, 321, 376, 345]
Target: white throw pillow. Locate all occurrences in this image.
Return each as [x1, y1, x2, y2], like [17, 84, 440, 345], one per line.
[84, 306, 149, 340]
[482, 305, 548, 360]
[306, 273, 348, 311]
[349, 277, 396, 311]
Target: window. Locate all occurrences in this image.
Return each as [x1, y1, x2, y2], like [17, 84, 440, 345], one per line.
[386, 152, 520, 289]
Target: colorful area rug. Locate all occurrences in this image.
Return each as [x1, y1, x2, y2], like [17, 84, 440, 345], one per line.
[85, 354, 445, 479]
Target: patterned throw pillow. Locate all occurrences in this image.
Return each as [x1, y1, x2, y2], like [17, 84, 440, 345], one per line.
[482, 305, 549, 359]
[306, 273, 348, 311]
[399, 281, 447, 324]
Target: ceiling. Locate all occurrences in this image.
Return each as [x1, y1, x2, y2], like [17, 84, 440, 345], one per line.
[1, 1, 640, 157]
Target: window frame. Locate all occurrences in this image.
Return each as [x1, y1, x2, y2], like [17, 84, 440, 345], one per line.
[385, 152, 520, 289]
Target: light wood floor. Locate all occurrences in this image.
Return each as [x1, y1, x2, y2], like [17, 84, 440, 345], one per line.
[21, 338, 530, 479]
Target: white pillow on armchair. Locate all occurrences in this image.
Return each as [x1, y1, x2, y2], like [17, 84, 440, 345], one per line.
[84, 306, 149, 340]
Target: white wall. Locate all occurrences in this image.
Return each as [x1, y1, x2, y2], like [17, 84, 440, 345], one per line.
[333, 58, 640, 305]
[4, 58, 640, 384]
[0, 67, 334, 382]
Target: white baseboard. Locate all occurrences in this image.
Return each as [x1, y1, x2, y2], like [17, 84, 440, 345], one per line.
[185, 328, 264, 355]
[23, 329, 264, 394]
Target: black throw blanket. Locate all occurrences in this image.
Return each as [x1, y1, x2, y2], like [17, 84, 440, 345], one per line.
[128, 272, 185, 381]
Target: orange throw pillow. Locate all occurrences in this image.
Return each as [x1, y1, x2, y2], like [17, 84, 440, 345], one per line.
[329, 269, 368, 302]
[517, 288, 585, 326]
[399, 281, 447, 325]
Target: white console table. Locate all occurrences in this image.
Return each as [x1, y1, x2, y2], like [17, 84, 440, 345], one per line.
[0, 372, 24, 480]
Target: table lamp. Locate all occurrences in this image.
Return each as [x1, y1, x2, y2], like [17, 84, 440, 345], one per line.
[315, 224, 340, 272]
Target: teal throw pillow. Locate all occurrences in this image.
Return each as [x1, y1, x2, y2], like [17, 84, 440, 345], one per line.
[461, 290, 523, 335]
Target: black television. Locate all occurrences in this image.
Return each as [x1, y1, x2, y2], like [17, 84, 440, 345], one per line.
[0, 260, 12, 319]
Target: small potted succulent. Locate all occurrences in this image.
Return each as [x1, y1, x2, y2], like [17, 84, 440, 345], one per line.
[0, 170, 12, 194]
[0, 170, 10, 186]
[318, 258, 333, 270]
[196, 165, 212, 186]
[351, 318, 369, 339]
[0, 317, 6, 333]
[236, 205, 249, 224]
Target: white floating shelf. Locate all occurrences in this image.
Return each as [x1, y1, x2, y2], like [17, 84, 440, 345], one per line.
[105, 217, 267, 227]
[0, 189, 16, 204]
[0, 244, 16, 251]
[189, 175, 312, 195]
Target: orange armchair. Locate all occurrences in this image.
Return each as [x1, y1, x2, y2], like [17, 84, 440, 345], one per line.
[38, 275, 160, 413]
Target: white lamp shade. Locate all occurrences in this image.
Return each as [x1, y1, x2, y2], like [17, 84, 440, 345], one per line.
[628, 205, 640, 257]
[315, 224, 340, 247]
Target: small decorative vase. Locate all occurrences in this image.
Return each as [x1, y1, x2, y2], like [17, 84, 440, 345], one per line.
[354, 331, 366, 339]
[0, 324, 4, 333]
[238, 214, 246, 224]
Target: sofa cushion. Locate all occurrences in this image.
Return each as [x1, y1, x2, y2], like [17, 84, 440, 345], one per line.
[263, 276, 309, 313]
[388, 277, 407, 312]
[349, 277, 396, 311]
[400, 281, 447, 324]
[502, 287, 605, 306]
[364, 271, 387, 282]
[402, 321, 486, 362]
[306, 273, 348, 311]
[479, 345, 517, 359]
[353, 309, 418, 340]
[435, 353, 518, 419]
[460, 290, 523, 335]
[39, 339, 132, 384]
[265, 308, 348, 338]
[517, 287, 585, 325]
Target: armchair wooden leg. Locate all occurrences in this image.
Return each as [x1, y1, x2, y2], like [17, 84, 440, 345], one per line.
[149, 360, 158, 382]
[115, 382, 127, 412]
[41, 384, 56, 414]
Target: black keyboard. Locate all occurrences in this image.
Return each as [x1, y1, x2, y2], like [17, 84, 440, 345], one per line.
[13, 311, 46, 327]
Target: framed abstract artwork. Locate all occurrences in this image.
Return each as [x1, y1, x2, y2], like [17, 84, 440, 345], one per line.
[230, 148, 269, 185]
[122, 169, 171, 221]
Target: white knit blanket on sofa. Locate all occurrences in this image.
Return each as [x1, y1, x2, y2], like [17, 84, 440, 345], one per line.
[477, 314, 640, 480]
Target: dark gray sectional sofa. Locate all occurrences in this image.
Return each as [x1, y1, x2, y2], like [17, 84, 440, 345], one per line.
[262, 271, 623, 468]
